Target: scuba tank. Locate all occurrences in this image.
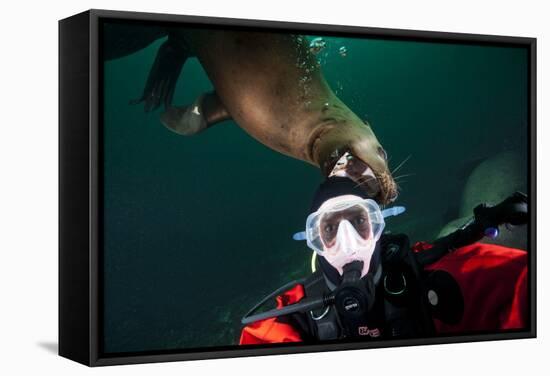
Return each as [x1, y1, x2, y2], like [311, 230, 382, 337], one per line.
[241, 191, 528, 340]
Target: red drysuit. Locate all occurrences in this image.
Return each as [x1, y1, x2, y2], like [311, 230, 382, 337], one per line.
[239, 242, 528, 345]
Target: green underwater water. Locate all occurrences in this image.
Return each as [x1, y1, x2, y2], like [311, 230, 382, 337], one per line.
[102, 26, 528, 353]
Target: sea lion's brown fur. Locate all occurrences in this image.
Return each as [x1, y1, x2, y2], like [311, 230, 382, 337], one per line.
[109, 26, 398, 203]
[170, 30, 397, 203]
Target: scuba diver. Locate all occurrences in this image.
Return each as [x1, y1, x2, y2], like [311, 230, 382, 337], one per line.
[239, 173, 528, 344]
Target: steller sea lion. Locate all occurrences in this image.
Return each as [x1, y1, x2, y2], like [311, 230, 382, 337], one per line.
[104, 25, 398, 204]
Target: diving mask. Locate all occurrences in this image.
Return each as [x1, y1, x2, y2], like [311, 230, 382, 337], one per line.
[305, 195, 386, 277]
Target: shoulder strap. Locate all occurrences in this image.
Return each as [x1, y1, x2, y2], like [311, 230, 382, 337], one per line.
[241, 278, 307, 324]
[303, 271, 342, 340]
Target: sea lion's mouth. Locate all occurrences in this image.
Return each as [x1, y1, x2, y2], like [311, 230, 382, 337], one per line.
[355, 166, 398, 205]
[328, 152, 397, 204]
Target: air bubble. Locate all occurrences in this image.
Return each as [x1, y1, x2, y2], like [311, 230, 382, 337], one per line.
[309, 37, 327, 55]
[339, 46, 348, 57]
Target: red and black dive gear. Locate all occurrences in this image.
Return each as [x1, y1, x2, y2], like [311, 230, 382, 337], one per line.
[239, 192, 528, 344]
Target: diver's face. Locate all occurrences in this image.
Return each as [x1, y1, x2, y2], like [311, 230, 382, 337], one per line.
[313, 195, 382, 278]
[320, 205, 371, 248]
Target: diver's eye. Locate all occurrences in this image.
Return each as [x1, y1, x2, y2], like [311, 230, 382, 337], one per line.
[324, 224, 335, 234]
[377, 146, 388, 161]
[354, 217, 366, 226]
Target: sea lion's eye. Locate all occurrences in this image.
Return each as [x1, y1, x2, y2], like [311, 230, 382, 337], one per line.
[377, 146, 388, 161]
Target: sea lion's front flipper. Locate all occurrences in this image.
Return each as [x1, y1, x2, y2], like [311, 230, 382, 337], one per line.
[132, 33, 190, 111]
[161, 91, 231, 136]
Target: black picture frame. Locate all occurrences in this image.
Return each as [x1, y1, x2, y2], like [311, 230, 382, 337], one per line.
[59, 8, 537, 367]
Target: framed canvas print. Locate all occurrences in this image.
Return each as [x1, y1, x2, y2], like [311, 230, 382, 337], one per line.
[59, 9, 536, 366]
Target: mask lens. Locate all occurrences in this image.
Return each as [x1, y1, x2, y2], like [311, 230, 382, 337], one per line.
[319, 205, 371, 248]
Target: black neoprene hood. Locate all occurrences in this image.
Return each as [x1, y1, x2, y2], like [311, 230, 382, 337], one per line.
[309, 176, 371, 213]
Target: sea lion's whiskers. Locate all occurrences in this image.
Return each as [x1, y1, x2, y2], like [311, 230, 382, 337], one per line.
[394, 173, 416, 181]
[357, 175, 376, 182]
[353, 175, 376, 189]
[353, 175, 378, 189]
[391, 155, 412, 175]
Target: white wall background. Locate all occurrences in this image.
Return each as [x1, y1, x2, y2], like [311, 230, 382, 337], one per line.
[0, 0, 547, 374]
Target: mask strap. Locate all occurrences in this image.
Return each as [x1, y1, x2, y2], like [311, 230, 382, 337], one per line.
[381, 206, 406, 218]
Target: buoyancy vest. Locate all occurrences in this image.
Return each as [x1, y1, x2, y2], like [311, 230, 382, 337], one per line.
[239, 241, 528, 345]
